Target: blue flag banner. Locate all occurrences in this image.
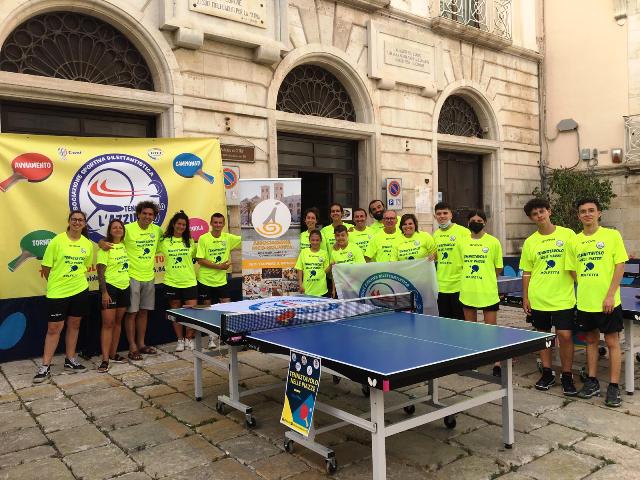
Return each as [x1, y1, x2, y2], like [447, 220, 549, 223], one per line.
[333, 258, 439, 315]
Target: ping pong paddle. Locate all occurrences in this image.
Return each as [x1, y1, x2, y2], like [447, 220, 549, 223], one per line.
[8, 230, 57, 271]
[173, 153, 214, 183]
[0, 153, 54, 192]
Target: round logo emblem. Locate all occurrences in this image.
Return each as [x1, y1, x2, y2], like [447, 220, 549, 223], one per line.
[450, 235, 456, 241]
[295, 362, 301, 372]
[348, 251, 353, 258]
[69, 153, 168, 242]
[359, 272, 423, 313]
[414, 240, 420, 246]
[556, 240, 564, 247]
[482, 247, 489, 253]
[251, 199, 291, 239]
[306, 365, 313, 375]
[596, 242, 605, 249]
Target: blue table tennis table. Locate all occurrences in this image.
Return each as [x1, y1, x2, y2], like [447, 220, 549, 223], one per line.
[169, 295, 552, 479]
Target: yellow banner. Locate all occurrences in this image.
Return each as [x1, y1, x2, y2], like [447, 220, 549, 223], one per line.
[0, 134, 225, 300]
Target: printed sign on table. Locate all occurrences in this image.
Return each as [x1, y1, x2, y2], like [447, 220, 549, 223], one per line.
[281, 350, 322, 437]
[240, 178, 301, 299]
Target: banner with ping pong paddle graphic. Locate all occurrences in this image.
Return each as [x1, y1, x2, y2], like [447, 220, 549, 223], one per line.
[281, 350, 321, 437]
[0, 133, 225, 300]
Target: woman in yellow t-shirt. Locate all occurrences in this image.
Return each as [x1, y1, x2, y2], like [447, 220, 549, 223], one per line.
[96, 219, 130, 373]
[300, 207, 326, 251]
[159, 211, 198, 352]
[296, 230, 331, 297]
[457, 209, 504, 376]
[33, 211, 94, 384]
[391, 213, 436, 261]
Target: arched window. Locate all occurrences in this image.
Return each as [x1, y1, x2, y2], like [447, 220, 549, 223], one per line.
[0, 12, 154, 90]
[438, 95, 484, 137]
[276, 65, 356, 121]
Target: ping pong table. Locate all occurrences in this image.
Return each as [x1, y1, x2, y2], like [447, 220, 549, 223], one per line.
[621, 287, 640, 394]
[169, 294, 552, 479]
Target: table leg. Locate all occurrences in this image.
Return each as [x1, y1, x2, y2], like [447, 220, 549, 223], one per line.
[193, 331, 203, 401]
[501, 359, 514, 448]
[370, 388, 387, 480]
[624, 318, 634, 395]
[228, 345, 240, 401]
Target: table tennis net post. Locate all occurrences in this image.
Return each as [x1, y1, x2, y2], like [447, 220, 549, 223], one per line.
[220, 292, 415, 345]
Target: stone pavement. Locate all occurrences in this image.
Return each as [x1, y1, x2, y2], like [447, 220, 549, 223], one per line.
[1, 306, 639, 480]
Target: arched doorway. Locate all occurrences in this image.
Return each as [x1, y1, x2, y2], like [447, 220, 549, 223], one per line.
[437, 94, 485, 225]
[0, 11, 157, 136]
[276, 64, 359, 226]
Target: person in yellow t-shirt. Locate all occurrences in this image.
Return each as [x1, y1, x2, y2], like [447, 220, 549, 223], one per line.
[433, 202, 470, 320]
[365, 211, 402, 262]
[520, 198, 577, 395]
[391, 214, 436, 261]
[566, 198, 628, 408]
[300, 207, 327, 252]
[96, 219, 130, 373]
[159, 211, 198, 352]
[33, 211, 94, 384]
[98, 200, 162, 361]
[196, 212, 241, 348]
[348, 208, 374, 255]
[321, 203, 354, 254]
[367, 199, 400, 234]
[296, 230, 330, 297]
[330, 224, 365, 297]
[457, 209, 504, 377]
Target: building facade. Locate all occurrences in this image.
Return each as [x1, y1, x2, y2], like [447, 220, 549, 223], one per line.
[0, 0, 543, 253]
[543, 0, 640, 256]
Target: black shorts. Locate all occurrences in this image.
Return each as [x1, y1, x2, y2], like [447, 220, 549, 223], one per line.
[529, 308, 575, 331]
[47, 289, 90, 322]
[197, 282, 230, 303]
[164, 285, 198, 303]
[462, 302, 500, 312]
[437, 292, 465, 320]
[576, 306, 624, 334]
[103, 283, 131, 310]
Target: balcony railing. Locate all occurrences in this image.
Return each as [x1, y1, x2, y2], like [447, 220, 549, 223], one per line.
[434, 0, 512, 44]
[624, 115, 640, 163]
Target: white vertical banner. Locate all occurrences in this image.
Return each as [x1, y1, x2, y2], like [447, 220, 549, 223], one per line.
[333, 258, 439, 315]
[239, 178, 301, 299]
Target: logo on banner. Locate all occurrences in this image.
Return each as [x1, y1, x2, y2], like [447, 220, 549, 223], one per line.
[251, 199, 291, 238]
[69, 154, 168, 242]
[248, 298, 339, 312]
[359, 272, 423, 312]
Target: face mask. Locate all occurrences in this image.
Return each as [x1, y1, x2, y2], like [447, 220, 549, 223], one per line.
[438, 221, 451, 229]
[372, 211, 384, 221]
[468, 221, 484, 233]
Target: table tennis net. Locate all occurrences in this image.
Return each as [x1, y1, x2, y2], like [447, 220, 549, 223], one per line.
[220, 292, 415, 344]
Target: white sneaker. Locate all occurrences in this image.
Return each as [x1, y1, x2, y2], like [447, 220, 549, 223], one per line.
[208, 337, 217, 349]
[185, 338, 195, 351]
[176, 339, 185, 352]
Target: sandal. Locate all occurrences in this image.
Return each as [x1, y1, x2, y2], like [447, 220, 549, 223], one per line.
[128, 351, 143, 361]
[139, 346, 157, 355]
[97, 360, 109, 373]
[110, 354, 126, 363]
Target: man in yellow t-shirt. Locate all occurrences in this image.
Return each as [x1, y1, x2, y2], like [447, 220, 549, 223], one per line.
[433, 202, 470, 320]
[365, 211, 402, 262]
[520, 198, 577, 395]
[348, 208, 374, 255]
[99, 201, 162, 360]
[565, 198, 628, 408]
[196, 213, 241, 348]
[368, 199, 400, 234]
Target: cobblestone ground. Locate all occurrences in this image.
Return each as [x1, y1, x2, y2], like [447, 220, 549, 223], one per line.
[1, 306, 639, 480]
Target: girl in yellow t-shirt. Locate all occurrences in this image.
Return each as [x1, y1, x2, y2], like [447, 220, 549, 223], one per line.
[33, 210, 94, 384]
[159, 211, 197, 352]
[96, 219, 130, 373]
[457, 209, 504, 376]
[296, 230, 331, 297]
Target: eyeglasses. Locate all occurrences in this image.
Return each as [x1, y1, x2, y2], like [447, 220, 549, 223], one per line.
[383, 217, 396, 221]
[70, 218, 86, 223]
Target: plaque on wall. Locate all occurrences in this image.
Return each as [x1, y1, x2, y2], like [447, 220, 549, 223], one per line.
[189, 0, 267, 28]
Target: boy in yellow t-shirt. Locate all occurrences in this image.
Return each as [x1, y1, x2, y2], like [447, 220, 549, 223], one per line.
[330, 225, 365, 297]
[565, 198, 628, 408]
[520, 198, 577, 395]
